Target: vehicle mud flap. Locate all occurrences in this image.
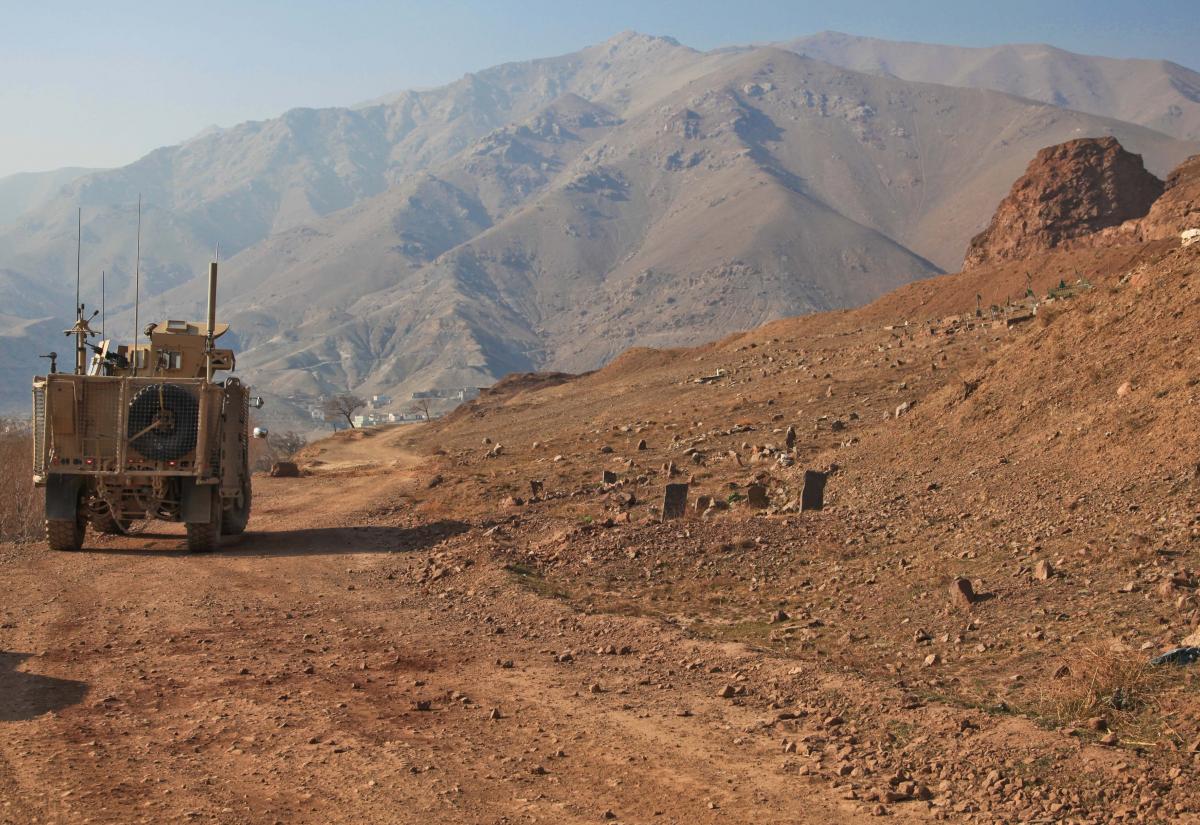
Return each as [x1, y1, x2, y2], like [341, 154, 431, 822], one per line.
[45, 475, 84, 521]
[180, 479, 214, 523]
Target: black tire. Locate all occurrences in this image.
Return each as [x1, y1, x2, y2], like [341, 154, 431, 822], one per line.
[127, 383, 200, 462]
[185, 487, 223, 553]
[46, 515, 85, 552]
[221, 476, 251, 536]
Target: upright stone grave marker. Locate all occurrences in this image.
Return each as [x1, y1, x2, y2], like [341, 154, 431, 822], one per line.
[662, 483, 689, 520]
[801, 470, 827, 511]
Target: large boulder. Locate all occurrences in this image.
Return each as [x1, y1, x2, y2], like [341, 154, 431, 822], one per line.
[963, 137, 1164, 269]
[269, 461, 301, 478]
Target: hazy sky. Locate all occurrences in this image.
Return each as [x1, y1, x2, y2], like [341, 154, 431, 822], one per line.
[3, 0, 1197, 178]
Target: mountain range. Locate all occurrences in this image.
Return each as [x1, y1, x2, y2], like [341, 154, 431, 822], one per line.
[784, 31, 1200, 141]
[1, 31, 1197, 424]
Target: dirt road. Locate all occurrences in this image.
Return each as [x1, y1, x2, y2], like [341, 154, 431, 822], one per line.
[0, 427, 888, 824]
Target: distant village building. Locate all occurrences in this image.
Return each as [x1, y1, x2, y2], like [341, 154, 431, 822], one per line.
[351, 410, 439, 428]
[411, 387, 481, 402]
[370, 394, 392, 409]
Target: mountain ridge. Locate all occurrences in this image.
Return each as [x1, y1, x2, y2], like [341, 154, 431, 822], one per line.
[3, 31, 1199, 424]
[782, 31, 1200, 141]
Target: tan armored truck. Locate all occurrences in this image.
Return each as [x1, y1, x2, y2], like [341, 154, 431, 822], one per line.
[31, 261, 264, 553]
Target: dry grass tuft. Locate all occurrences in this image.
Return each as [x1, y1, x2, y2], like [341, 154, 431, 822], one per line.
[1039, 646, 1174, 735]
[0, 421, 42, 541]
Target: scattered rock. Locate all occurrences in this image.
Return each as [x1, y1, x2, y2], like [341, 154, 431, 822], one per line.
[949, 577, 977, 609]
[270, 461, 300, 478]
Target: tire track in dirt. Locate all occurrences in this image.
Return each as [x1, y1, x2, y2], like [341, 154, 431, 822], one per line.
[1, 433, 900, 823]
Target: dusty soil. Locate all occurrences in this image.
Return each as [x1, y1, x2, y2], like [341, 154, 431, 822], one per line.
[1, 427, 885, 824]
[3, 242, 1200, 824]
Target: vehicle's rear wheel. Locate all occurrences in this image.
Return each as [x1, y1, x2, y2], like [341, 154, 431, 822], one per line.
[185, 488, 223, 553]
[46, 514, 85, 552]
[221, 476, 251, 536]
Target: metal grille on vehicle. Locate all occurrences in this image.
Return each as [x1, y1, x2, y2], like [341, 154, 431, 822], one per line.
[31, 384, 46, 476]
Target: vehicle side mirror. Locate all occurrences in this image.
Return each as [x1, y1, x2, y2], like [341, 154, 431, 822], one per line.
[252, 427, 269, 439]
[250, 396, 265, 409]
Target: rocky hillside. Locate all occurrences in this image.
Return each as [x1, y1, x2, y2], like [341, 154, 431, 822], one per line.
[381, 225, 1200, 822]
[963, 137, 1165, 269]
[1135, 153, 1200, 240]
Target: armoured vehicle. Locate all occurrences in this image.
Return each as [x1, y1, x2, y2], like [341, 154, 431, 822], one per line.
[31, 261, 264, 552]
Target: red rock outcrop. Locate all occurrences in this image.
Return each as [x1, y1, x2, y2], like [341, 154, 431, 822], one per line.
[963, 137, 1164, 269]
[1138, 153, 1200, 240]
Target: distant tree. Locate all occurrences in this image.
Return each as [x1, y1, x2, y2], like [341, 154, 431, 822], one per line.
[407, 398, 432, 421]
[323, 394, 367, 428]
[249, 424, 310, 472]
[271, 430, 308, 457]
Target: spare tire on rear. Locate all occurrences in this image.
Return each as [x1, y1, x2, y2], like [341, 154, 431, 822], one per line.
[127, 383, 199, 461]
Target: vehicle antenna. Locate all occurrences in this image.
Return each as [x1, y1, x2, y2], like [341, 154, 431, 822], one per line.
[75, 207, 81, 318]
[74, 208, 84, 373]
[132, 195, 142, 376]
[64, 208, 101, 374]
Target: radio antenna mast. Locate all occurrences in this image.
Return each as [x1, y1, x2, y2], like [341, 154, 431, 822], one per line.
[65, 208, 99, 374]
[75, 207, 81, 316]
[101, 269, 106, 339]
[132, 195, 142, 376]
[73, 207, 85, 374]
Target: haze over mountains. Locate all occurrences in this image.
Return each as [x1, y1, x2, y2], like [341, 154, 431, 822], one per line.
[785, 31, 1200, 141]
[1, 31, 1197, 421]
[0, 167, 99, 225]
